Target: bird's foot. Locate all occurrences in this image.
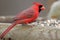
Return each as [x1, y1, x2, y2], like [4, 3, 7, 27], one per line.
[22, 24, 34, 28]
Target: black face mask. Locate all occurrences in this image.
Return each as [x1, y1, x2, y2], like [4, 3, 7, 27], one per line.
[39, 5, 43, 12]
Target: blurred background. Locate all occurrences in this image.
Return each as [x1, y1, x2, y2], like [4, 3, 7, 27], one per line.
[0, 0, 57, 22]
[0, 0, 57, 16]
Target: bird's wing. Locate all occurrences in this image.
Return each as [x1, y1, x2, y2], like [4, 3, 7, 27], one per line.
[14, 8, 35, 21]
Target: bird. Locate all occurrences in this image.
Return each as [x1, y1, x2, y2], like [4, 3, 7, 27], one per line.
[0, 2, 45, 39]
[47, 1, 60, 19]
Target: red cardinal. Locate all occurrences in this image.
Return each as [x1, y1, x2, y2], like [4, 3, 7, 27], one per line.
[0, 2, 45, 39]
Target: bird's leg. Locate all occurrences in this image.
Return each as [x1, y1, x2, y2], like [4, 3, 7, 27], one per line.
[21, 22, 29, 27]
[27, 22, 34, 28]
[22, 24, 27, 26]
[22, 22, 34, 28]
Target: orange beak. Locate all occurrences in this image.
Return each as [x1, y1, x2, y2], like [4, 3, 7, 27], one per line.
[41, 6, 45, 10]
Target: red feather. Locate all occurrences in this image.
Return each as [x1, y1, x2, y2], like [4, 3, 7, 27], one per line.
[0, 2, 45, 39]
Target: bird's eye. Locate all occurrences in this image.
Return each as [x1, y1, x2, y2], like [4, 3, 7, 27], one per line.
[38, 5, 43, 12]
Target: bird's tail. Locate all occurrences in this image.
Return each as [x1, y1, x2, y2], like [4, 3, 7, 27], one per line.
[0, 22, 17, 39]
